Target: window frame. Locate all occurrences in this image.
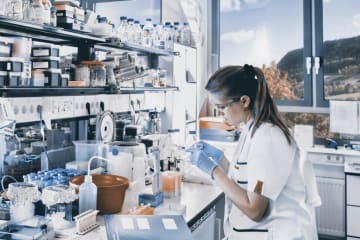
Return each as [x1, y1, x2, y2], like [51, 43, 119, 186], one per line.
[215, 0, 332, 110]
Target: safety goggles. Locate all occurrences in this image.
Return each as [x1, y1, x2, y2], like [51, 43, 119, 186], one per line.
[214, 97, 241, 111]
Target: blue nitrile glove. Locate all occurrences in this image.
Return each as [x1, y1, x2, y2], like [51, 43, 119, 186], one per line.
[186, 145, 218, 176]
[193, 141, 224, 164]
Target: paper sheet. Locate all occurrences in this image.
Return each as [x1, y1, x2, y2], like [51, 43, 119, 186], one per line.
[330, 101, 359, 134]
[162, 218, 178, 230]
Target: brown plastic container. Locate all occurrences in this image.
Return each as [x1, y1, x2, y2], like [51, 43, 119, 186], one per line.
[70, 174, 129, 214]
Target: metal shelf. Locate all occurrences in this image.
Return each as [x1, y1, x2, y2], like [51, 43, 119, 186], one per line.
[0, 87, 111, 97]
[0, 16, 105, 44]
[119, 86, 179, 93]
[97, 40, 179, 56]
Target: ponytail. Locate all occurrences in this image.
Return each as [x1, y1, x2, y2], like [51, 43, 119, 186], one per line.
[206, 64, 293, 144]
[252, 67, 293, 144]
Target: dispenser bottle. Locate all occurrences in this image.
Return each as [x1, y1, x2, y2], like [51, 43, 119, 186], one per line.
[79, 175, 97, 214]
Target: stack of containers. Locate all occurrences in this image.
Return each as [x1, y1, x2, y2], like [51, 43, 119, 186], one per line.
[31, 44, 65, 87]
[0, 37, 31, 88]
[54, 0, 89, 32]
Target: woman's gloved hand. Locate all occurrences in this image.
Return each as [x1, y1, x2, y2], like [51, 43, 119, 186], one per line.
[192, 141, 224, 164]
[187, 149, 218, 176]
[186, 142, 220, 177]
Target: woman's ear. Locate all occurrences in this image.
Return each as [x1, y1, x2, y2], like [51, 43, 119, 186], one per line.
[241, 95, 250, 108]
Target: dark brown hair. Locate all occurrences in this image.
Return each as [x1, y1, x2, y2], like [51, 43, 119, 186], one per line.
[205, 64, 293, 144]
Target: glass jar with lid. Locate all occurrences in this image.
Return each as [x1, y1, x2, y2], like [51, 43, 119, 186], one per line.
[90, 62, 106, 87]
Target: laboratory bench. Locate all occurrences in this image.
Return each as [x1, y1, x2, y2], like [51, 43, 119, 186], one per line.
[58, 182, 225, 240]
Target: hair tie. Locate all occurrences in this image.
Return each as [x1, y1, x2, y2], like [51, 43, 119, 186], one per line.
[244, 64, 256, 79]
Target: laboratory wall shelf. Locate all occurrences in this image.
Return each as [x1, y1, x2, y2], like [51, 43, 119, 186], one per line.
[98, 40, 180, 56]
[0, 87, 111, 97]
[119, 86, 179, 94]
[0, 16, 105, 44]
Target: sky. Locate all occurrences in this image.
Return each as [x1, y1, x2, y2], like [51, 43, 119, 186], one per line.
[220, 0, 360, 67]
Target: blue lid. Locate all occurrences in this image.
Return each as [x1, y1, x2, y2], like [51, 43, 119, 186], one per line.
[120, 16, 127, 20]
[184, 22, 189, 26]
[127, 18, 134, 22]
[146, 18, 152, 21]
[164, 22, 171, 26]
[111, 148, 119, 156]
[134, 20, 140, 24]
[174, 22, 179, 25]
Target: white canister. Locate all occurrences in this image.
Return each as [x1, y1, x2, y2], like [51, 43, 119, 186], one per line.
[106, 149, 132, 181]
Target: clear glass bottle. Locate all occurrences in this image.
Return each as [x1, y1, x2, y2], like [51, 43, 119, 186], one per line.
[153, 24, 164, 49]
[126, 18, 134, 43]
[79, 175, 97, 214]
[180, 22, 191, 46]
[134, 20, 142, 45]
[173, 22, 181, 43]
[7, 0, 23, 19]
[42, 0, 51, 25]
[22, 0, 31, 21]
[142, 18, 154, 47]
[50, 6, 57, 26]
[30, 0, 44, 24]
[117, 16, 128, 42]
[164, 22, 174, 51]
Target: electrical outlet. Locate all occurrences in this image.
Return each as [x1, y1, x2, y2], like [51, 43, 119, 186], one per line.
[9, 97, 43, 123]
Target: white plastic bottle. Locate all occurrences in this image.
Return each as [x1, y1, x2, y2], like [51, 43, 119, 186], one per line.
[79, 175, 97, 214]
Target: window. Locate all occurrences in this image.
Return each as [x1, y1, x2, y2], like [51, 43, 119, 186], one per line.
[94, 0, 161, 26]
[219, 0, 311, 105]
[320, 0, 360, 101]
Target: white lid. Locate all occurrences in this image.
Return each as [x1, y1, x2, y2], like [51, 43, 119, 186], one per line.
[0, 71, 7, 76]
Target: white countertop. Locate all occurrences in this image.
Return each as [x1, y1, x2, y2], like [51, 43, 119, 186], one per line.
[302, 145, 360, 156]
[58, 182, 223, 239]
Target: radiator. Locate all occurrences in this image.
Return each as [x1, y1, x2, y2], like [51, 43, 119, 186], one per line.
[316, 177, 345, 237]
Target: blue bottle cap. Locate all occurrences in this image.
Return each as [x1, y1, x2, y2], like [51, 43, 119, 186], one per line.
[111, 148, 119, 156]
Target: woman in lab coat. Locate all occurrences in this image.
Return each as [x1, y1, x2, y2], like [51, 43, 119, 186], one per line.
[187, 65, 318, 239]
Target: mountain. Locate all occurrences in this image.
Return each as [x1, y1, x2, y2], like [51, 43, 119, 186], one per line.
[277, 35, 360, 82]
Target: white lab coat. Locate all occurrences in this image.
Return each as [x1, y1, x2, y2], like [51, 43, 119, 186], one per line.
[223, 120, 318, 240]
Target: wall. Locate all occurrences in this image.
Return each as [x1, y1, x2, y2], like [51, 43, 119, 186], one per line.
[162, 0, 214, 118]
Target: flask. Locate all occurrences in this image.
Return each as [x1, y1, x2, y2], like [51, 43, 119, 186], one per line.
[79, 175, 97, 214]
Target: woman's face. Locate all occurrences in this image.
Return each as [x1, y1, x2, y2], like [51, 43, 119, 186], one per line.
[209, 94, 251, 126]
